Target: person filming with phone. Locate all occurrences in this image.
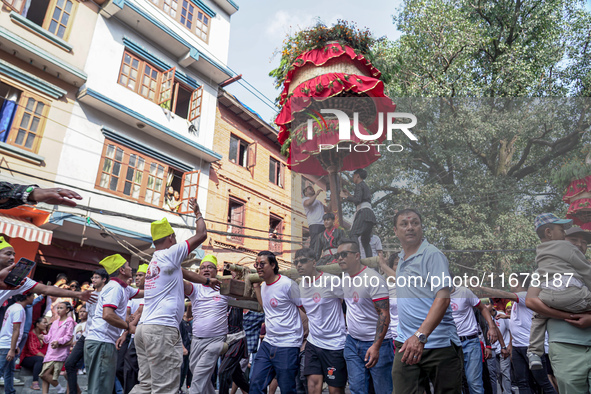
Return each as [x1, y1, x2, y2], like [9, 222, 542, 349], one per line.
[0, 237, 95, 305]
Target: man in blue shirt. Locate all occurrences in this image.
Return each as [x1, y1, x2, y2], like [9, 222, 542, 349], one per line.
[392, 208, 463, 393]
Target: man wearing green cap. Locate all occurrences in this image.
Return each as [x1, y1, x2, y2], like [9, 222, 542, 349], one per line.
[85, 254, 144, 394]
[131, 198, 219, 394]
[0, 237, 95, 305]
[183, 254, 230, 394]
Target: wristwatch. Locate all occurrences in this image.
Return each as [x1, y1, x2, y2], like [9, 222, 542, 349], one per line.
[22, 185, 37, 204]
[501, 346, 507, 350]
[205, 277, 210, 286]
[414, 331, 427, 344]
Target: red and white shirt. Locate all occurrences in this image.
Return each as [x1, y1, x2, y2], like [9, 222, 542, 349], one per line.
[143, 241, 189, 328]
[300, 272, 346, 350]
[261, 275, 303, 348]
[0, 303, 25, 349]
[0, 277, 37, 306]
[450, 286, 481, 337]
[187, 283, 229, 338]
[86, 278, 139, 345]
[343, 267, 390, 342]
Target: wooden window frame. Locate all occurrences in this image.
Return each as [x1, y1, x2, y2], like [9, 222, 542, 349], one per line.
[42, 0, 78, 41]
[178, 170, 200, 214]
[269, 214, 283, 254]
[158, 67, 176, 105]
[118, 51, 162, 100]
[6, 91, 50, 154]
[269, 157, 285, 188]
[194, 8, 210, 43]
[148, 0, 211, 43]
[229, 134, 250, 169]
[95, 141, 170, 208]
[227, 197, 245, 244]
[188, 86, 203, 122]
[1, 0, 26, 13]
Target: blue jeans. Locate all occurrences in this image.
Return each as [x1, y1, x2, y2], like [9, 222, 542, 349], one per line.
[249, 341, 299, 394]
[343, 335, 393, 394]
[461, 337, 484, 394]
[0, 348, 16, 394]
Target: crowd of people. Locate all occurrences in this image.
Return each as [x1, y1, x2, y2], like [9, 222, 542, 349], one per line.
[0, 183, 589, 394]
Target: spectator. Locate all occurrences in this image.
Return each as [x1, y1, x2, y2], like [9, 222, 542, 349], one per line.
[526, 225, 591, 393]
[303, 186, 326, 254]
[40, 301, 75, 394]
[527, 214, 590, 370]
[21, 317, 49, 391]
[0, 293, 34, 394]
[391, 209, 463, 393]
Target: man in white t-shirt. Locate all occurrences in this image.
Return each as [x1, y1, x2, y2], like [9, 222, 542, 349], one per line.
[358, 234, 383, 259]
[183, 254, 229, 394]
[251, 251, 303, 394]
[65, 268, 109, 394]
[337, 239, 392, 394]
[85, 254, 143, 394]
[450, 286, 500, 394]
[0, 293, 33, 394]
[121, 264, 147, 394]
[295, 248, 347, 394]
[131, 198, 219, 394]
[303, 186, 326, 253]
[0, 237, 95, 308]
[477, 277, 557, 394]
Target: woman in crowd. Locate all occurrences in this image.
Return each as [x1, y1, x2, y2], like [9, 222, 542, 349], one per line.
[21, 317, 49, 391]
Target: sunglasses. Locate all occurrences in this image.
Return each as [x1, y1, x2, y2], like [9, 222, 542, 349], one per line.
[335, 250, 356, 259]
[254, 262, 267, 269]
[294, 258, 312, 265]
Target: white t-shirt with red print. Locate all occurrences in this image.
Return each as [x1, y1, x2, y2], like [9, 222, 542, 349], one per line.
[300, 272, 346, 350]
[343, 266, 391, 342]
[86, 278, 139, 344]
[261, 275, 303, 348]
[187, 283, 229, 338]
[143, 241, 189, 328]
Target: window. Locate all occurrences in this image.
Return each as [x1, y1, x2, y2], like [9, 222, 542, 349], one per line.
[178, 170, 200, 213]
[149, 0, 211, 43]
[227, 197, 245, 244]
[229, 134, 248, 167]
[269, 157, 285, 188]
[117, 51, 202, 120]
[97, 142, 168, 207]
[269, 214, 283, 254]
[0, 81, 50, 153]
[4, 0, 77, 40]
[97, 141, 201, 209]
[195, 9, 210, 43]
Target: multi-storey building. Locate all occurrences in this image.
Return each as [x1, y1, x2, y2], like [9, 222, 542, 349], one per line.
[0, 0, 100, 277]
[1, 0, 239, 281]
[207, 89, 324, 270]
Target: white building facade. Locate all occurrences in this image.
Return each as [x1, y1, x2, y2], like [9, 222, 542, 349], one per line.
[52, 0, 238, 272]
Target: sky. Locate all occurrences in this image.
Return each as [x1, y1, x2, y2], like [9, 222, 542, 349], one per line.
[224, 0, 404, 123]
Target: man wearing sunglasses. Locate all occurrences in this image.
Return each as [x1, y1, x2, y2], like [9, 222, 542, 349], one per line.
[337, 239, 392, 394]
[391, 209, 463, 393]
[296, 248, 347, 394]
[251, 251, 303, 394]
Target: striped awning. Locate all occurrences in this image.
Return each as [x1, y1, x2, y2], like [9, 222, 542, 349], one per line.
[0, 214, 53, 245]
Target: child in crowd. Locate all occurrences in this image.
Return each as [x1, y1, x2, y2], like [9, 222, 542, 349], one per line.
[40, 301, 76, 394]
[528, 213, 591, 369]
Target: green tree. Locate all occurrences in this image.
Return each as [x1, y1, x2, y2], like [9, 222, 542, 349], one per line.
[366, 0, 591, 278]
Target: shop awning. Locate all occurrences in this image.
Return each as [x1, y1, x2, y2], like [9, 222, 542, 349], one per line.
[0, 213, 53, 245]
